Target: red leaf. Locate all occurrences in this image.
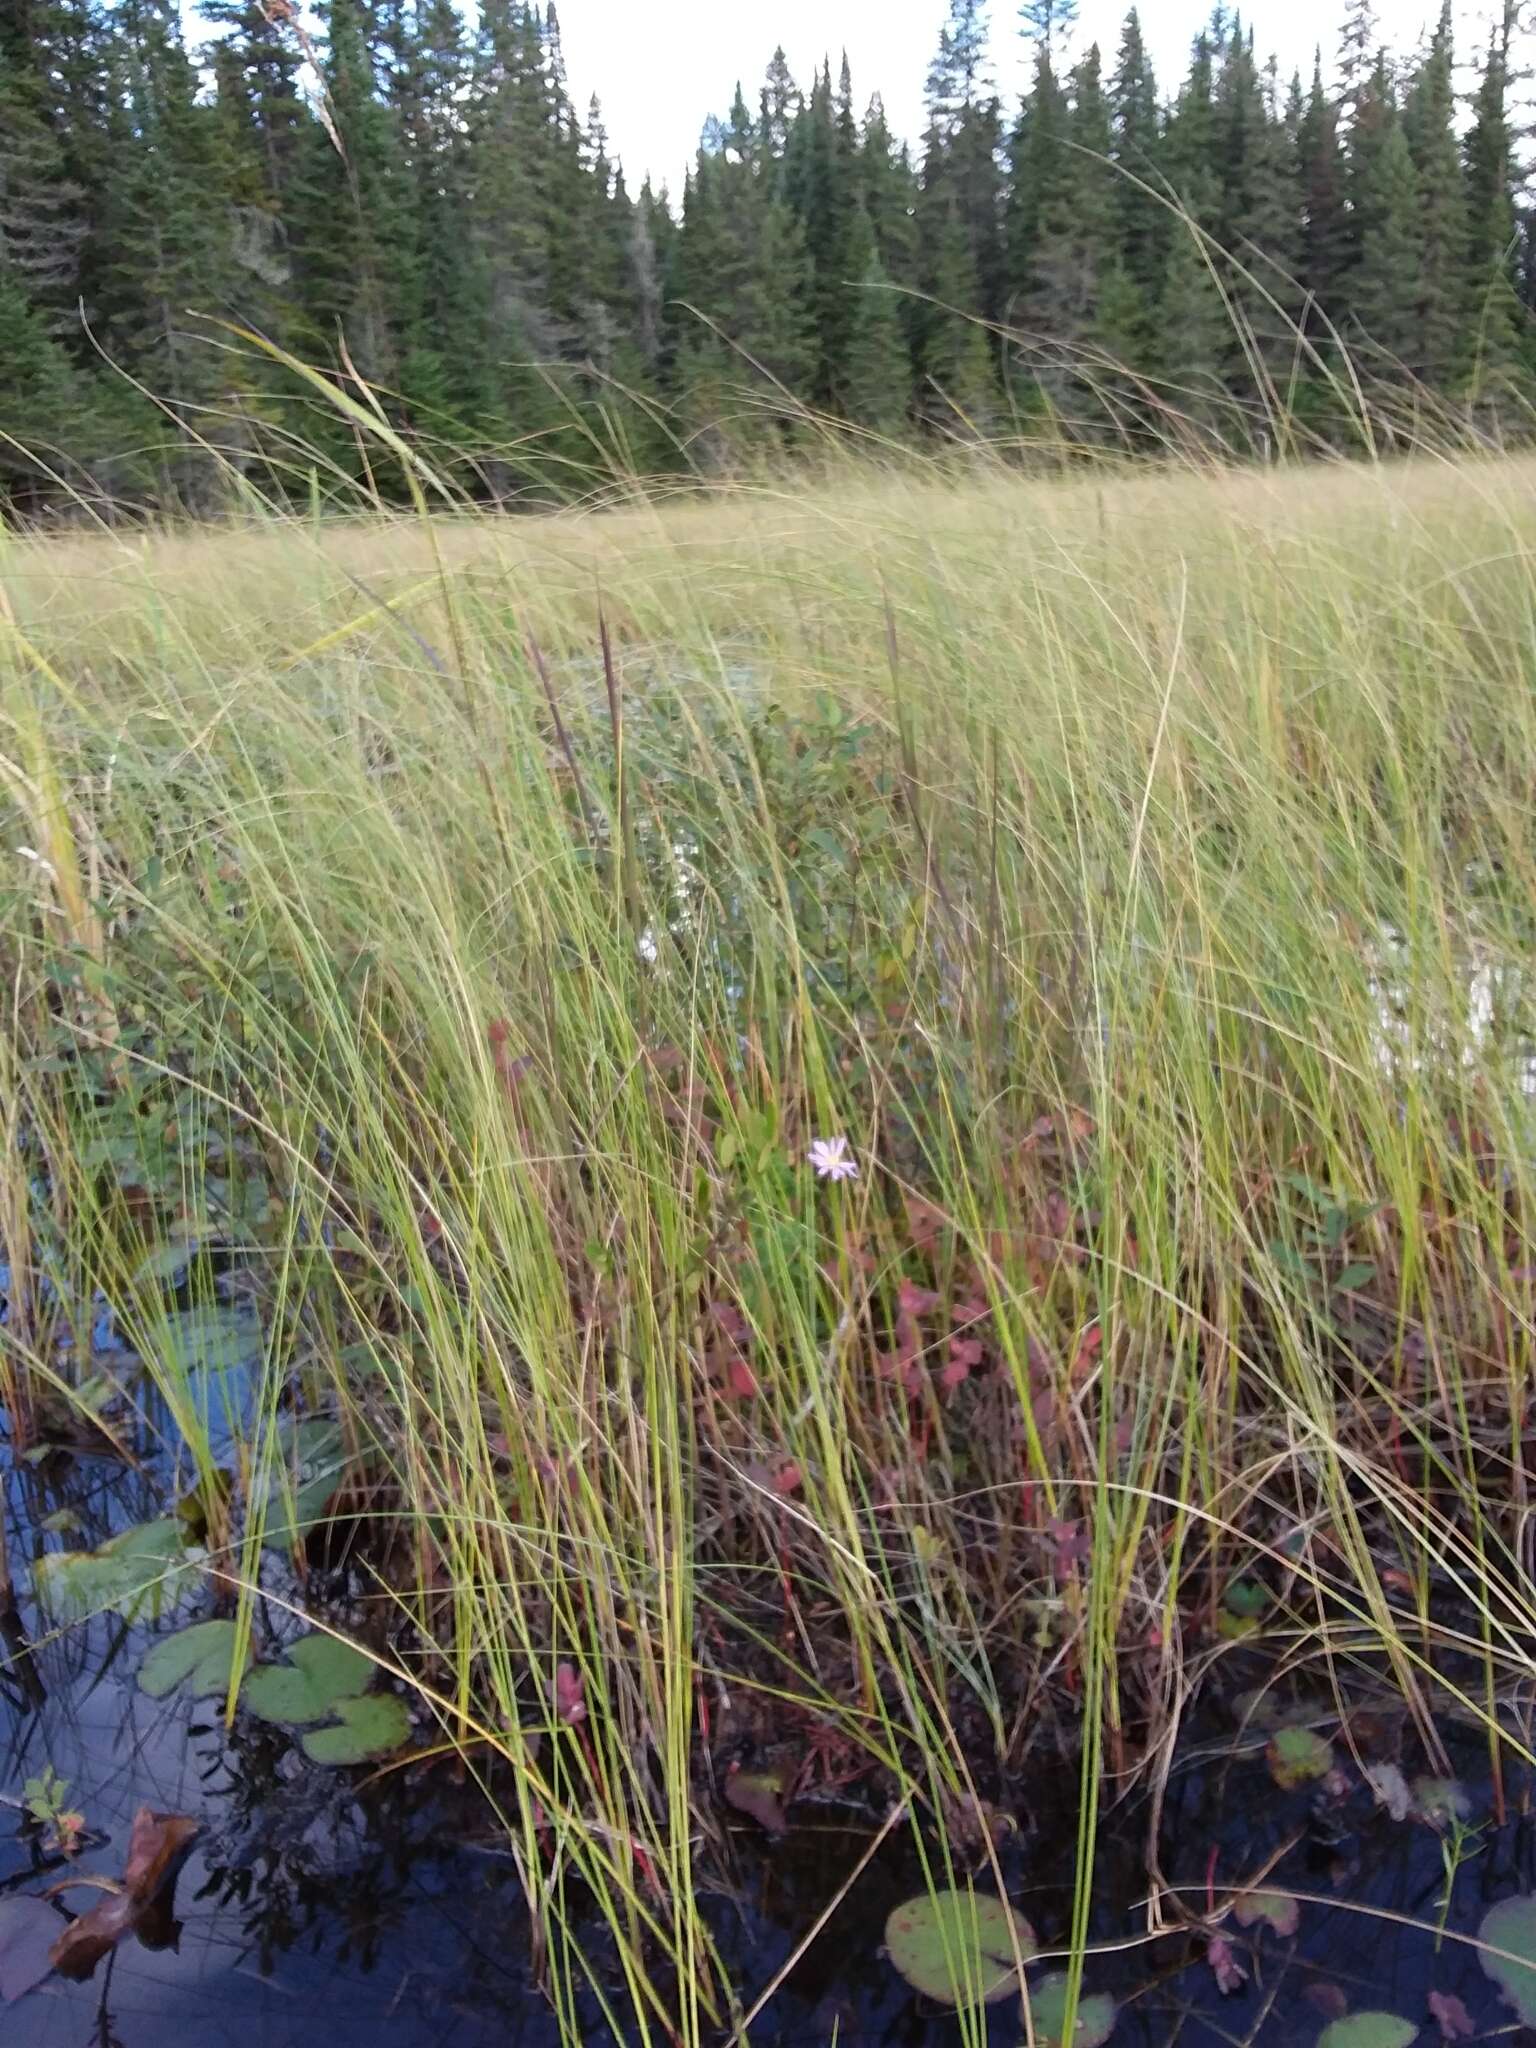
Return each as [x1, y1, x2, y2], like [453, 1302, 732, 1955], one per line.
[1428, 1991, 1475, 2041]
[707, 1300, 749, 1345]
[1048, 1518, 1092, 1577]
[1304, 1984, 1350, 2020]
[903, 1195, 948, 1251]
[554, 1662, 587, 1726]
[1206, 1935, 1248, 1996]
[896, 1279, 941, 1318]
[725, 1357, 759, 1401]
[768, 1461, 803, 1498]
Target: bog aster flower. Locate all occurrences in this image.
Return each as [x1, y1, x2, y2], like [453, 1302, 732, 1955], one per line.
[808, 1135, 858, 1182]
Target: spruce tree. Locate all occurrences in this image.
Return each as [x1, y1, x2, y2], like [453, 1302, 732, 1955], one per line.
[1403, 0, 1464, 386]
[1346, 55, 1421, 367]
[1461, 12, 1526, 409]
[1109, 11, 1164, 302]
[842, 207, 912, 430]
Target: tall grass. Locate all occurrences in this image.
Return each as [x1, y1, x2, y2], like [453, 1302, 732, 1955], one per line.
[4, 445, 1536, 2038]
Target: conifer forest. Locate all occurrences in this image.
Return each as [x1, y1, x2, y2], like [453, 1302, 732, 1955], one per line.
[0, 0, 1531, 512]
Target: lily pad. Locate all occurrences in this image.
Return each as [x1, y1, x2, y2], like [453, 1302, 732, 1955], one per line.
[1266, 1724, 1334, 1789]
[884, 1889, 1035, 2007]
[242, 1633, 374, 1726]
[138, 1619, 246, 1700]
[1480, 1894, 1536, 2023]
[33, 1519, 196, 1624]
[1024, 1971, 1117, 2047]
[300, 1693, 411, 1765]
[1317, 2014, 1418, 2048]
[1233, 1891, 1300, 1938]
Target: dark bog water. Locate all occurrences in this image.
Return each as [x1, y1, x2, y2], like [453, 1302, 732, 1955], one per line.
[3, 1432, 1533, 2047]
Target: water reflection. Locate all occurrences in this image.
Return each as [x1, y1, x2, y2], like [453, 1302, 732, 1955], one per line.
[4, 1435, 1536, 2045]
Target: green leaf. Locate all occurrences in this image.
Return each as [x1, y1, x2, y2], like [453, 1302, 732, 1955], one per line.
[1223, 1578, 1270, 1618]
[242, 1631, 375, 1726]
[139, 1618, 246, 1700]
[1334, 1262, 1377, 1294]
[33, 1518, 196, 1623]
[1266, 1725, 1334, 1789]
[1267, 1240, 1312, 1279]
[1023, 1973, 1116, 2048]
[248, 1419, 349, 1551]
[243, 1662, 330, 1725]
[288, 1631, 372, 1701]
[154, 1305, 265, 1376]
[1317, 2014, 1418, 2048]
[1233, 1891, 1300, 1938]
[1480, 1895, 1536, 2023]
[1413, 1778, 1471, 1828]
[884, 1889, 1035, 2007]
[300, 1693, 411, 1765]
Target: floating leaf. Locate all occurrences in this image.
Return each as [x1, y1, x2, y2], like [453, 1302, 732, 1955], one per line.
[300, 1693, 410, 1765]
[1317, 2013, 1418, 2048]
[242, 1632, 373, 1726]
[884, 1890, 1035, 2007]
[1024, 1972, 1117, 2048]
[0, 1896, 62, 2003]
[1234, 1892, 1300, 1938]
[139, 1618, 246, 1700]
[1480, 1895, 1536, 2023]
[1414, 1779, 1471, 1828]
[33, 1519, 196, 1624]
[1267, 1725, 1334, 1789]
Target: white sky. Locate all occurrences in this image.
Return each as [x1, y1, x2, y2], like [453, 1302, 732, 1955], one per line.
[557, 0, 1499, 197]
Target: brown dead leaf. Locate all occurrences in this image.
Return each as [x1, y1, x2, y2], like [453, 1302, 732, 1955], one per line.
[49, 1807, 199, 1983]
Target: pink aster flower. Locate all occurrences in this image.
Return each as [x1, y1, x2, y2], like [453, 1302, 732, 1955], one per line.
[808, 1135, 858, 1182]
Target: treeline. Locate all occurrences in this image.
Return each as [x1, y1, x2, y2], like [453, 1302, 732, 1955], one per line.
[0, 0, 1532, 513]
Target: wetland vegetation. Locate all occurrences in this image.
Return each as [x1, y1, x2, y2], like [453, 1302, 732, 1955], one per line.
[5, 448, 1536, 2042]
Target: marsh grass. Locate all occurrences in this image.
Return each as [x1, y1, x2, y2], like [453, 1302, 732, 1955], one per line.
[4, 445, 1536, 2038]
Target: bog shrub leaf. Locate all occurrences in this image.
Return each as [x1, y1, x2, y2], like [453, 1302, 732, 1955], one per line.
[1233, 1891, 1300, 1938]
[884, 1889, 1034, 2007]
[1266, 1725, 1334, 1788]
